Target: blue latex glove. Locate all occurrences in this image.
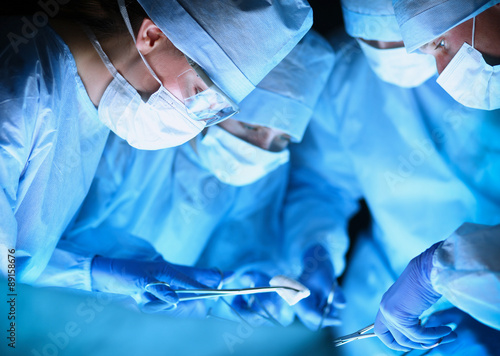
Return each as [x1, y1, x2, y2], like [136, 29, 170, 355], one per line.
[423, 308, 500, 356]
[375, 242, 457, 351]
[294, 244, 346, 331]
[91, 256, 225, 316]
[229, 271, 295, 327]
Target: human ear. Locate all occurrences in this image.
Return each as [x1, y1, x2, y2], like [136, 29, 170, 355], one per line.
[135, 18, 166, 55]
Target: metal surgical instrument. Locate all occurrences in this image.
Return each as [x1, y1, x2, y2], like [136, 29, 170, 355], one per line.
[145, 282, 303, 302]
[333, 323, 376, 347]
[333, 322, 444, 350]
[317, 282, 336, 330]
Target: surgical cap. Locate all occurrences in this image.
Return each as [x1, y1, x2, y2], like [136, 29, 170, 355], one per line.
[393, 0, 500, 52]
[341, 0, 402, 41]
[233, 30, 335, 143]
[137, 0, 313, 104]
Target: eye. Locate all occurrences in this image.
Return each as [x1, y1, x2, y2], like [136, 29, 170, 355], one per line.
[242, 123, 258, 131]
[268, 134, 291, 152]
[279, 134, 291, 142]
[434, 39, 446, 50]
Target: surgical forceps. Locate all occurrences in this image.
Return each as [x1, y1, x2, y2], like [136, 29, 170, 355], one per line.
[333, 323, 376, 347]
[333, 322, 443, 350]
[145, 283, 303, 302]
[317, 282, 336, 330]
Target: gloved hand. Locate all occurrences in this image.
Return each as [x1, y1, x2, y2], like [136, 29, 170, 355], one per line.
[229, 270, 295, 327]
[374, 242, 457, 351]
[294, 244, 346, 331]
[91, 256, 226, 316]
[422, 308, 500, 356]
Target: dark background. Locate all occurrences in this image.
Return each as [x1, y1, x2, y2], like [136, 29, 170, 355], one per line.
[5, 0, 346, 35]
[308, 0, 372, 267]
[309, 0, 344, 36]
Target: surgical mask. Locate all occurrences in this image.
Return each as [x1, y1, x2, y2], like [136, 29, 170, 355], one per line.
[115, 0, 238, 126]
[87, 0, 239, 150]
[357, 39, 437, 88]
[436, 18, 500, 111]
[87, 33, 206, 150]
[196, 125, 290, 186]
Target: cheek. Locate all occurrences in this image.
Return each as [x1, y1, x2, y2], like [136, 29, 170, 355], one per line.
[436, 57, 448, 75]
[162, 79, 184, 101]
[217, 120, 240, 136]
[435, 52, 455, 75]
[151, 53, 194, 101]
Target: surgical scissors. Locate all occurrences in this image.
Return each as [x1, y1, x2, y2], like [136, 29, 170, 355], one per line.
[333, 323, 376, 347]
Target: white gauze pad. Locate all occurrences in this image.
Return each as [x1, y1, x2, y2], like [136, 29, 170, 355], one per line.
[269, 275, 310, 306]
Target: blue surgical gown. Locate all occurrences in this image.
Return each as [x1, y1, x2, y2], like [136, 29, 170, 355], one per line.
[61, 133, 290, 278]
[0, 18, 109, 286]
[284, 34, 500, 354]
[431, 222, 500, 331]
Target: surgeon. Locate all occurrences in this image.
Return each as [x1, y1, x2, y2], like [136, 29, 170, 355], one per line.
[0, 0, 313, 304]
[283, 0, 500, 354]
[375, 222, 500, 352]
[39, 31, 336, 321]
[392, 0, 500, 110]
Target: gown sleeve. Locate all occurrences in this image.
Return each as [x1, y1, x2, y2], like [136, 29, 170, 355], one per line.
[283, 89, 363, 277]
[0, 20, 107, 289]
[431, 222, 500, 330]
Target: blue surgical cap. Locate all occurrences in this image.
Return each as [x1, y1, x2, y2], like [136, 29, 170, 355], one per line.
[341, 0, 402, 41]
[137, 0, 313, 105]
[233, 30, 335, 143]
[393, 0, 500, 52]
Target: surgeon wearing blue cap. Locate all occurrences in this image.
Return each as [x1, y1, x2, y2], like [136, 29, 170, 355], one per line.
[0, 0, 313, 300]
[37, 31, 335, 320]
[285, 0, 500, 354]
[393, 0, 500, 110]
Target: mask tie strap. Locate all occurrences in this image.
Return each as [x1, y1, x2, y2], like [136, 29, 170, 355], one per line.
[117, 0, 162, 86]
[472, 17, 476, 49]
[83, 26, 119, 78]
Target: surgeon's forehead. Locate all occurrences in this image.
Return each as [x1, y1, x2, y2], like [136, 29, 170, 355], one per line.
[420, 18, 475, 49]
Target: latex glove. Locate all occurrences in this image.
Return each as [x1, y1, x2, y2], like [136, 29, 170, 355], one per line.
[375, 242, 457, 351]
[229, 271, 295, 327]
[91, 256, 225, 316]
[294, 244, 346, 330]
[423, 308, 499, 356]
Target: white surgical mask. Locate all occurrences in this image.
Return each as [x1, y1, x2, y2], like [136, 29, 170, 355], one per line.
[196, 125, 290, 186]
[357, 39, 437, 88]
[436, 18, 499, 111]
[86, 0, 239, 150]
[88, 35, 206, 150]
[116, 0, 238, 127]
